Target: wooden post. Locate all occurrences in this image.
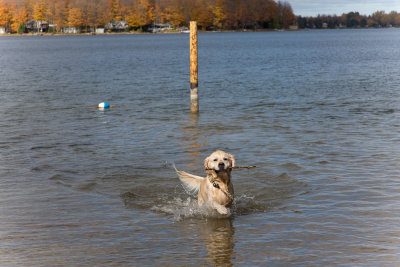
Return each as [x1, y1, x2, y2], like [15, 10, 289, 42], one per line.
[190, 21, 199, 113]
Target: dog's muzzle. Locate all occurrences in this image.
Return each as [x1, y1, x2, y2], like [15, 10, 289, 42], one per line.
[217, 162, 226, 171]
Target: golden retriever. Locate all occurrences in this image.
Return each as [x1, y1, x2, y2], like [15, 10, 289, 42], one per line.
[175, 150, 235, 215]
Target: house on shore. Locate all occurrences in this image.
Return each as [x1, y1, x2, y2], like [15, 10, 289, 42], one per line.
[63, 27, 79, 34]
[148, 23, 172, 33]
[25, 20, 49, 32]
[96, 28, 105, 34]
[105, 21, 129, 32]
[0, 27, 6, 34]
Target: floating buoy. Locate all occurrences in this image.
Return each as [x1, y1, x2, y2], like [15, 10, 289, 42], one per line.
[98, 102, 110, 109]
[89, 102, 115, 109]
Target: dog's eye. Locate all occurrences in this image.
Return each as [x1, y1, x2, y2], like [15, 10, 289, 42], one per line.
[212, 182, 220, 189]
[213, 159, 218, 162]
[224, 158, 228, 161]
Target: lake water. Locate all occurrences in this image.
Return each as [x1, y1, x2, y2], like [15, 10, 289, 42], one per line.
[1, 29, 400, 266]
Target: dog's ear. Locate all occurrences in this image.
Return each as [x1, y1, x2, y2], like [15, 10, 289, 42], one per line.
[204, 156, 210, 169]
[228, 153, 235, 167]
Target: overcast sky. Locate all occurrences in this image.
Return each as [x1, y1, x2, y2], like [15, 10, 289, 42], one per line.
[289, 0, 400, 16]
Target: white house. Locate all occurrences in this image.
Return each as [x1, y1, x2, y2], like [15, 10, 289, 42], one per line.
[148, 23, 172, 33]
[63, 27, 79, 34]
[105, 21, 129, 32]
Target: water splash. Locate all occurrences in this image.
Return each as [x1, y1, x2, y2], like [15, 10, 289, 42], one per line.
[148, 192, 268, 221]
[151, 196, 230, 221]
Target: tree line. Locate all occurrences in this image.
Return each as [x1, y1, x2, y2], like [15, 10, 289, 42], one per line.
[0, 0, 296, 33]
[298, 11, 400, 29]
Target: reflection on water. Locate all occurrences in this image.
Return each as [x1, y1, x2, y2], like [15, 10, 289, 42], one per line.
[181, 113, 206, 169]
[200, 218, 235, 266]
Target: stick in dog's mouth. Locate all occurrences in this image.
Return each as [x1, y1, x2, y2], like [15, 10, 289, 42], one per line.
[205, 165, 256, 171]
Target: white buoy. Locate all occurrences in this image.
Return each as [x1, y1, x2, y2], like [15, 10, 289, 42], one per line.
[98, 102, 110, 109]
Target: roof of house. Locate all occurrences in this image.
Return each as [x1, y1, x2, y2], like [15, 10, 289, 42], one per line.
[25, 20, 49, 29]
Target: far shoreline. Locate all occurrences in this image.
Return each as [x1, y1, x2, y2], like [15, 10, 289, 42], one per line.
[0, 27, 398, 37]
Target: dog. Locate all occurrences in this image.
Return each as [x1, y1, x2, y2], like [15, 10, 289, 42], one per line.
[175, 150, 235, 215]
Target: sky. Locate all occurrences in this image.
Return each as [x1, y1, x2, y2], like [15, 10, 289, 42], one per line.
[289, 0, 400, 16]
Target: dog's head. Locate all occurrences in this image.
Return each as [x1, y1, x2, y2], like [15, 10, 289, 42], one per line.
[204, 150, 235, 172]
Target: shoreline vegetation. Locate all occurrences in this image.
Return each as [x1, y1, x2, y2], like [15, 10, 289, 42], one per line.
[0, 26, 398, 38]
[0, 0, 399, 35]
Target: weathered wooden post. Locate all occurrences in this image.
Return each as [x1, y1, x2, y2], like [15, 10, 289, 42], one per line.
[190, 21, 199, 113]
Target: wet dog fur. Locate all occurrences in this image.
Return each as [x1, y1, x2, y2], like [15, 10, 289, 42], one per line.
[175, 150, 235, 214]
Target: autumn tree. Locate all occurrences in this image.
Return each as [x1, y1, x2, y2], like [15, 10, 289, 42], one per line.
[52, 0, 70, 31]
[68, 7, 84, 28]
[393, 12, 400, 26]
[371, 11, 385, 26]
[253, 0, 278, 28]
[188, 0, 213, 29]
[11, 5, 29, 32]
[382, 11, 400, 26]
[33, 1, 47, 21]
[0, 1, 14, 31]
[46, 0, 57, 24]
[126, 0, 154, 29]
[23, 0, 33, 18]
[223, 0, 239, 28]
[109, 0, 121, 21]
[236, 0, 253, 28]
[162, 0, 185, 27]
[278, 0, 295, 28]
[141, 0, 155, 23]
[213, 0, 228, 28]
[126, 7, 146, 28]
[87, 0, 105, 29]
[75, 0, 104, 32]
[126, 7, 139, 28]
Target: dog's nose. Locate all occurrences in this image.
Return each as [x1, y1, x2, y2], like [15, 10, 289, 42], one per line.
[218, 162, 225, 169]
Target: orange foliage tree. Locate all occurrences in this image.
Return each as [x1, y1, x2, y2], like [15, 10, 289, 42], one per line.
[188, 0, 213, 29]
[87, 0, 107, 29]
[126, 0, 154, 29]
[53, 0, 70, 31]
[32, 1, 47, 21]
[109, 0, 122, 21]
[68, 7, 84, 28]
[0, 1, 14, 31]
[162, 0, 185, 27]
[11, 5, 29, 32]
[213, 0, 228, 28]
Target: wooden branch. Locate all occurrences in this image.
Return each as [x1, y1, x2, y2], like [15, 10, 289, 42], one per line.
[231, 166, 256, 169]
[205, 166, 256, 171]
